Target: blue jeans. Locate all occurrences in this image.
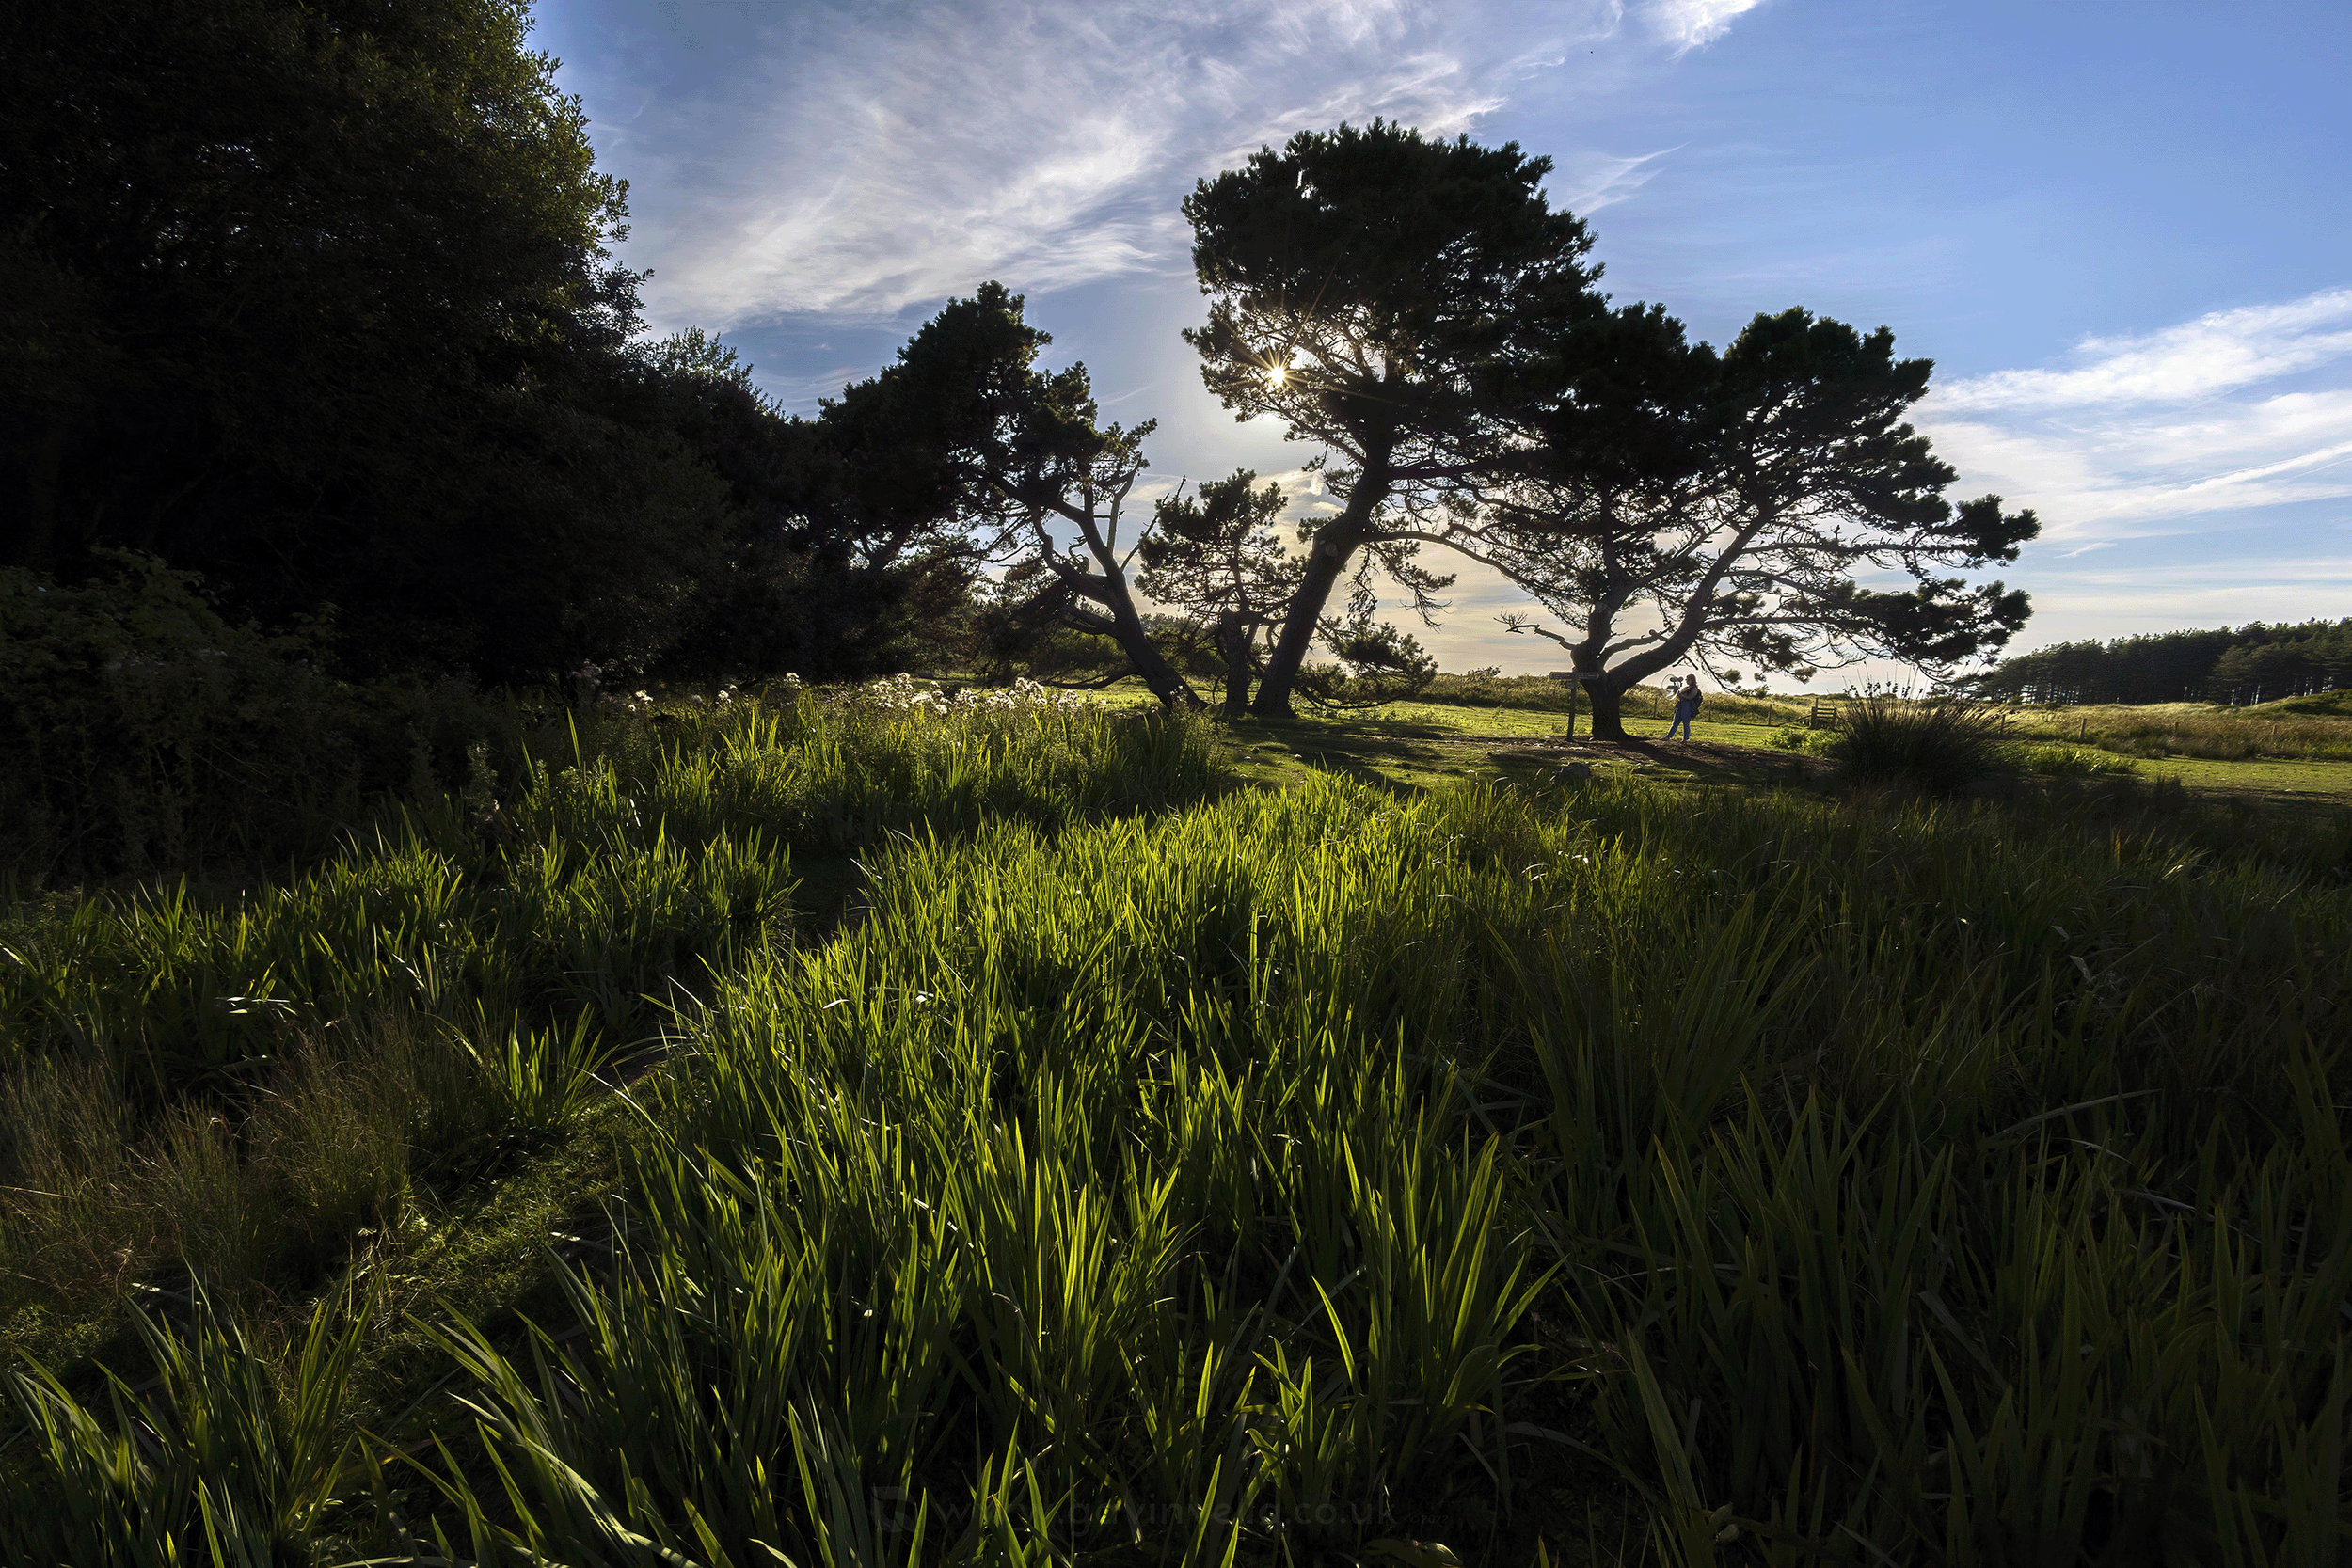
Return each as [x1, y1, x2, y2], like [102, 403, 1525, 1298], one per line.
[1665, 705, 1694, 740]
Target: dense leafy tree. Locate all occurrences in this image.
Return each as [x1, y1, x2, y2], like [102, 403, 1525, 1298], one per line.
[2204, 619, 2352, 701]
[0, 0, 748, 676]
[1184, 120, 1606, 715]
[1970, 630, 2233, 705]
[641, 331, 971, 682]
[1471, 307, 2037, 738]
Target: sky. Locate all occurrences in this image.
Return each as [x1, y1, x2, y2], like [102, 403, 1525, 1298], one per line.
[534, 0, 2352, 680]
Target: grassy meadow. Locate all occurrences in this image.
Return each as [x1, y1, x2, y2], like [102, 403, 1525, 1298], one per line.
[3, 682, 2349, 1565]
[1198, 681, 2352, 809]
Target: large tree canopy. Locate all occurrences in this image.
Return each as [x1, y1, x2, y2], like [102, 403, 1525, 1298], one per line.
[0, 0, 776, 676]
[1184, 119, 1607, 715]
[640, 330, 971, 683]
[1470, 307, 2037, 737]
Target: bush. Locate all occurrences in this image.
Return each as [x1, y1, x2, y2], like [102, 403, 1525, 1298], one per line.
[1, 556, 343, 880]
[1768, 725, 1838, 757]
[2015, 742, 2138, 778]
[0, 555, 517, 887]
[1826, 692, 2009, 794]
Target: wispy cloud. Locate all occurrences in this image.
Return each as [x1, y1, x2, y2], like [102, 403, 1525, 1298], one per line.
[1551, 147, 1680, 213]
[1934, 288, 2352, 412]
[1645, 0, 1768, 55]
[1919, 285, 2352, 541]
[586, 0, 1743, 328]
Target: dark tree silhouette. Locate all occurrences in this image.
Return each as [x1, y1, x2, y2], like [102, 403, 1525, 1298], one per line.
[1463, 308, 2038, 739]
[1184, 120, 1607, 716]
[1971, 620, 2352, 705]
[0, 0, 810, 677]
[644, 330, 972, 682]
[869, 286, 1202, 707]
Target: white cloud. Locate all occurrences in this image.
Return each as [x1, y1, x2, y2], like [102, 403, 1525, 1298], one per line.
[1645, 0, 1767, 55]
[1918, 286, 2352, 542]
[585, 0, 1650, 328]
[1934, 288, 2352, 412]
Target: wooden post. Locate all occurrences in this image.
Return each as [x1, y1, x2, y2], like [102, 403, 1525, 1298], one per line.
[1549, 672, 1581, 740]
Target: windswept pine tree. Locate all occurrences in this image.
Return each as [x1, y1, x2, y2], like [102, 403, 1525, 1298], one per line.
[1184, 120, 1607, 716]
[1458, 305, 2036, 738]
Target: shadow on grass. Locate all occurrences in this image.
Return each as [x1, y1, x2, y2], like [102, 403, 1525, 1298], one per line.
[1227, 711, 1461, 743]
[1285, 745, 1424, 800]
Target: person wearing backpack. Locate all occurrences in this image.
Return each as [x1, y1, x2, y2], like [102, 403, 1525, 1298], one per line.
[1664, 674, 1702, 741]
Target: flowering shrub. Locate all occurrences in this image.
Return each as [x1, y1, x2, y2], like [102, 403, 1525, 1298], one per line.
[855, 673, 1089, 717]
[596, 683, 747, 718]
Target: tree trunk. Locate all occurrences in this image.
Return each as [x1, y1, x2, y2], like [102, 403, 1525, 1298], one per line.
[1105, 601, 1203, 710]
[1057, 502, 1205, 713]
[1584, 676, 1631, 740]
[1218, 613, 1251, 713]
[1587, 648, 1708, 740]
[1250, 460, 1391, 719]
[1564, 577, 1694, 742]
[1250, 532, 1357, 717]
[1565, 590, 1632, 740]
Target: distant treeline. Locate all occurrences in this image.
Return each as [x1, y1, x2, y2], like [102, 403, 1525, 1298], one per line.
[1970, 619, 2351, 705]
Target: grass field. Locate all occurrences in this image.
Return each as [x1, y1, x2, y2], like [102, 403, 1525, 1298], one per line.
[1172, 686, 2352, 808]
[3, 682, 2348, 1565]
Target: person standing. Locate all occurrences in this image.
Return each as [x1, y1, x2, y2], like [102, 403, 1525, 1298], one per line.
[1664, 674, 1702, 741]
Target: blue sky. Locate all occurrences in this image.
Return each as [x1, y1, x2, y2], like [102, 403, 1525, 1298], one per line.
[537, 0, 2352, 677]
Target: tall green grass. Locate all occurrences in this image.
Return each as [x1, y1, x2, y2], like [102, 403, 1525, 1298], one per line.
[0, 692, 1220, 1317]
[2, 1284, 376, 1567]
[390, 776, 2348, 1563]
[4, 697, 2347, 1563]
[1, 693, 1219, 1074]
